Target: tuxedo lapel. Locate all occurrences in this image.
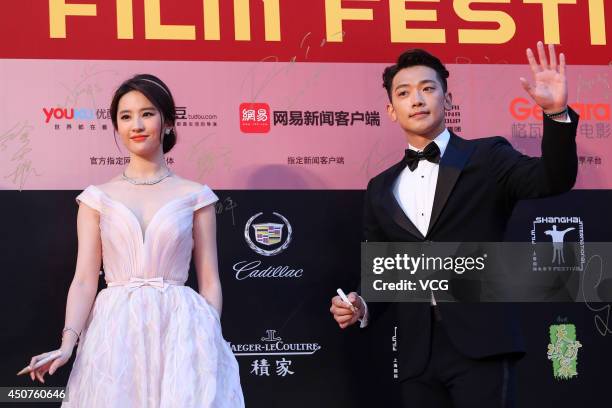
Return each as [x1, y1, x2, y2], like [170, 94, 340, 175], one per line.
[427, 133, 475, 236]
[381, 161, 425, 240]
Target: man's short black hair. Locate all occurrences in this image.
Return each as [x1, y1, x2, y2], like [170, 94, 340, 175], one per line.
[382, 49, 449, 101]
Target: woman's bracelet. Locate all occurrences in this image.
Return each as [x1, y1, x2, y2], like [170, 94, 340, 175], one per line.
[61, 327, 80, 343]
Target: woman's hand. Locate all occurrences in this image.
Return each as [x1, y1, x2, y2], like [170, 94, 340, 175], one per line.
[26, 346, 73, 383]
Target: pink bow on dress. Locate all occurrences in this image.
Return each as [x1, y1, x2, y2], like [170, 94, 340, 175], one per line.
[107, 276, 184, 292]
[125, 276, 167, 292]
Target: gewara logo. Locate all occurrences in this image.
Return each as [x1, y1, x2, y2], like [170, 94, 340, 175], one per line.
[510, 98, 610, 121]
[43, 107, 95, 123]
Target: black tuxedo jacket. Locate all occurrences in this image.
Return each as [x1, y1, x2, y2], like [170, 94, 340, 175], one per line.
[362, 109, 578, 380]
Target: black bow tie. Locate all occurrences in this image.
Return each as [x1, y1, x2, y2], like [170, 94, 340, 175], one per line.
[403, 142, 441, 171]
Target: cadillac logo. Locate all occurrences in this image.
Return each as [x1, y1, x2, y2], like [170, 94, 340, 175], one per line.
[244, 212, 292, 256]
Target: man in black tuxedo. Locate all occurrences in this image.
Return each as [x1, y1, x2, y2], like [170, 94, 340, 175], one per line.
[330, 42, 578, 407]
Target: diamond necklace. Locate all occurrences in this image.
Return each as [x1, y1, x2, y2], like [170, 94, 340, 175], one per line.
[122, 168, 172, 185]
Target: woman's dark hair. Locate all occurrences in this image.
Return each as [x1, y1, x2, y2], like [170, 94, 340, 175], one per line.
[110, 74, 177, 154]
[382, 49, 450, 101]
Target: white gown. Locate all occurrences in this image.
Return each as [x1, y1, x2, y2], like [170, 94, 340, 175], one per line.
[62, 185, 244, 407]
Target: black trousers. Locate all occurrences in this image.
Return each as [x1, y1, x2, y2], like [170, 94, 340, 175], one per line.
[399, 307, 517, 408]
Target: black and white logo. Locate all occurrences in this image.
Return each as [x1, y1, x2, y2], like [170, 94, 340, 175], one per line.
[531, 216, 585, 272]
[231, 329, 322, 378]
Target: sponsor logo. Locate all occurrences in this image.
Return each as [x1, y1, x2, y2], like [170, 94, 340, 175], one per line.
[231, 329, 321, 356]
[175, 106, 219, 128]
[253, 222, 283, 246]
[43, 107, 96, 123]
[43, 106, 218, 130]
[231, 329, 322, 377]
[244, 212, 292, 256]
[239, 103, 382, 133]
[43, 107, 112, 131]
[232, 260, 303, 280]
[531, 216, 585, 272]
[547, 322, 582, 380]
[175, 106, 217, 121]
[392, 326, 399, 379]
[240, 103, 270, 133]
[232, 212, 302, 280]
[444, 104, 462, 133]
[510, 98, 610, 121]
[230, 329, 321, 356]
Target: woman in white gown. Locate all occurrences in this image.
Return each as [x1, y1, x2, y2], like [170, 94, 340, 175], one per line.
[23, 74, 245, 407]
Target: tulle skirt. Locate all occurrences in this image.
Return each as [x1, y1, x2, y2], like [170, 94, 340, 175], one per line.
[62, 286, 244, 408]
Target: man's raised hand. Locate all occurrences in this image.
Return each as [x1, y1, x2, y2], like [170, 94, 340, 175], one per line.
[520, 41, 568, 116]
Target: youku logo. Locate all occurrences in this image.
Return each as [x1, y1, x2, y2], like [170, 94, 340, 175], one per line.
[531, 216, 585, 272]
[43, 107, 96, 123]
[244, 212, 292, 256]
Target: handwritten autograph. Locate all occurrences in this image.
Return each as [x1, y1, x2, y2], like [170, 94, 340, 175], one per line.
[59, 65, 117, 109]
[575, 72, 610, 103]
[1, 122, 41, 190]
[240, 31, 345, 108]
[581, 254, 612, 336]
[215, 196, 238, 226]
[188, 134, 233, 180]
[359, 138, 401, 179]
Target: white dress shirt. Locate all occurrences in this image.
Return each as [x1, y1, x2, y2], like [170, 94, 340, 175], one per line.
[393, 128, 450, 237]
[359, 129, 449, 327]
